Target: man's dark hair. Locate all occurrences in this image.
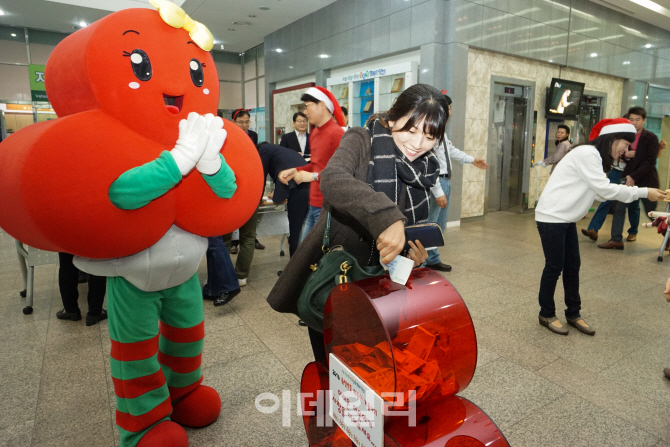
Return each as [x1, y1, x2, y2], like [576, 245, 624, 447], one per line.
[557, 124, 570, 136]
[627, 107, 647, 120]
[232, 109, 250, 120]
[371, 84, 449, 146]
[341, 106, 348, 116]
[292, 112, 307, 122]
[301, 93, 321, 104]
[443, 95, 452, 106]
[573, 131, 636, 172]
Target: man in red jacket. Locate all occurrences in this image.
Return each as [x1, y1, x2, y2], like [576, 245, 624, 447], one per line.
[278, 87, 346, 241]
[599, 107, 662, 250]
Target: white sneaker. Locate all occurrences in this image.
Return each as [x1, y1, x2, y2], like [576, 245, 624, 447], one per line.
[238, 278, 247, 287]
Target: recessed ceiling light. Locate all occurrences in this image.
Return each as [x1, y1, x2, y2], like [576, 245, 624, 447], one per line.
[645, 43, 653, 48]
[11, 33, 16, 37]
[220, 44, 224, 50]
[259, 6, 270, 10]
[623, 60, 631, 64]
[319, 54, 329, 58]
[548, 59, 553, 62]
[79, 21, 87, 27]
[632, 96, 638, 99]
[232, 21, 251, 26]
[276, 48, 283, 53]
[0, 10, 5, 15]
[590, 53, 598, 57]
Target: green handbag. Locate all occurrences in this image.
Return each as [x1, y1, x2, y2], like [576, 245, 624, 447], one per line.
[297, 207, 385, 333]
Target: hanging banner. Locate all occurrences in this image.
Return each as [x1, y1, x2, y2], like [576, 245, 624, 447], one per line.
[29, 64, 48, 101]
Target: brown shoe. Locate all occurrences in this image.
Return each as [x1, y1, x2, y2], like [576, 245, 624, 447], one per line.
[581, 229, 598, 241]
[597, 241, 624, 250]
[567, 317, 596, 336]
[626, 234, 637, 242]
[539, 315, 569, 335]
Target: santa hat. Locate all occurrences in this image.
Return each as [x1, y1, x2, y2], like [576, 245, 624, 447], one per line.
[589, 118, 636, 141]
[304, 86, 345, 127]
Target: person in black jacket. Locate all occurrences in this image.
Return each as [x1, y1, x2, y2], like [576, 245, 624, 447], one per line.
[279, 112, 310, 158]
[232, 109, 258, 147]
[229, 108, 264, 252]
[258, 143, 309, 257]
[599, 107, 662, 249]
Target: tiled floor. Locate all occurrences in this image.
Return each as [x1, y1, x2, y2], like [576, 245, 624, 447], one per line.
[3, 209, 670, 446]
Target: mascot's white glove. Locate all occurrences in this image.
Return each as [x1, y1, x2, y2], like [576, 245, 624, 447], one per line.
[196, 114, 227, 175]
[170, 112, 210, 175]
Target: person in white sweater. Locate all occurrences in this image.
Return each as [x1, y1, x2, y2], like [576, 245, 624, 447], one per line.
[427, 95, 488, 272]
[535, 118, 666, 335]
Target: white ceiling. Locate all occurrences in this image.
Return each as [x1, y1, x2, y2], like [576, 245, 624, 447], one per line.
[591, 0, 670, 32]
[0, 0, 336, 52]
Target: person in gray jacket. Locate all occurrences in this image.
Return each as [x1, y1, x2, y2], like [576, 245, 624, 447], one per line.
[267, 84, 449, 361]
[542, 124, 572, 173]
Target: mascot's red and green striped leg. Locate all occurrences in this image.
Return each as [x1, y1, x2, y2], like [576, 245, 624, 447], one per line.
[107, 274, 221, 447]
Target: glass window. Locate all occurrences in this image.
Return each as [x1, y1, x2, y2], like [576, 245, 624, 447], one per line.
[28, 29, 67, 65]
[245, 80, 256, 110]
[218, 81, 242, 110]
[0, 65, 31, 101]
[244, 47, 257, 80]
[258, 78, 265, 108]
[212, 51, 242, 82]
[0, 25, 28, 64]
[630, 81, 647, 109]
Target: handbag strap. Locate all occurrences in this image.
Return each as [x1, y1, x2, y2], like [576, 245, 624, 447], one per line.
[322, 206, 332, 251]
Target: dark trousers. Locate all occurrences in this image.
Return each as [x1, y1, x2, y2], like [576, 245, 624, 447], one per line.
[223, 207, 259, 280]
[287, 184, 310, 257]
[536, 222, 581, 319]
[610, 198, 657, 242]
[308, 327, 327, 362]
[58, 252, 106, 316]
[204, 236, 239, 295]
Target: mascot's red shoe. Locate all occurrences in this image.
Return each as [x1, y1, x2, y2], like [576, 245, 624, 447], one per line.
[171, 385, 221, 428]
[136, 421, 188, 447]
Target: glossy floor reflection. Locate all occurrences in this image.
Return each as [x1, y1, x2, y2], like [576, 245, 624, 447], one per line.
[2, 209, 670, 446]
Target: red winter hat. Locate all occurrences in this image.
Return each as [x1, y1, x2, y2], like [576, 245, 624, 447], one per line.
[589, 118, 636, 141]
[304, 86, 345, 127]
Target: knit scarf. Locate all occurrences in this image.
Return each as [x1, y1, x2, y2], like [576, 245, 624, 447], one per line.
[366, 119, 439, 225]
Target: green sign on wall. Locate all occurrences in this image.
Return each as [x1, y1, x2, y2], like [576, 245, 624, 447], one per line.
[29, 64, 47, 101]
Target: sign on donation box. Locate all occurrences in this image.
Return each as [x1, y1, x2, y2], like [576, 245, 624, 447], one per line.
[29, 64, 48, 101]
[329, 353, 384, 447]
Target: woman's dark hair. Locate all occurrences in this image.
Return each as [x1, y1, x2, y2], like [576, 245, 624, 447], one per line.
[232, 109, 250, 120]
[573, 131, 636, 172]
[371, 84, 450, 145]
[444, 94, 453, 106]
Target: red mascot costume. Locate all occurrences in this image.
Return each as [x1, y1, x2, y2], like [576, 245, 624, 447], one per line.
[0, 1, 263, 446]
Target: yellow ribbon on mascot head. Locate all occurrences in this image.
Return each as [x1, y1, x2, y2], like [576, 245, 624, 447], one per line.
[148, 0, 214, 51]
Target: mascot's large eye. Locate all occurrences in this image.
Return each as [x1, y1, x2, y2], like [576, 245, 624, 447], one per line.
[129, 49, 152, 81]
[189, 59, 204, 87]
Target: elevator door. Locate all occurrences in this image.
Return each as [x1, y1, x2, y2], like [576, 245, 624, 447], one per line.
[488, 94, 528, 212]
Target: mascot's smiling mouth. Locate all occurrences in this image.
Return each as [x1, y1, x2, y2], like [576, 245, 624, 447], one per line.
[163, 94, 184, 114]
